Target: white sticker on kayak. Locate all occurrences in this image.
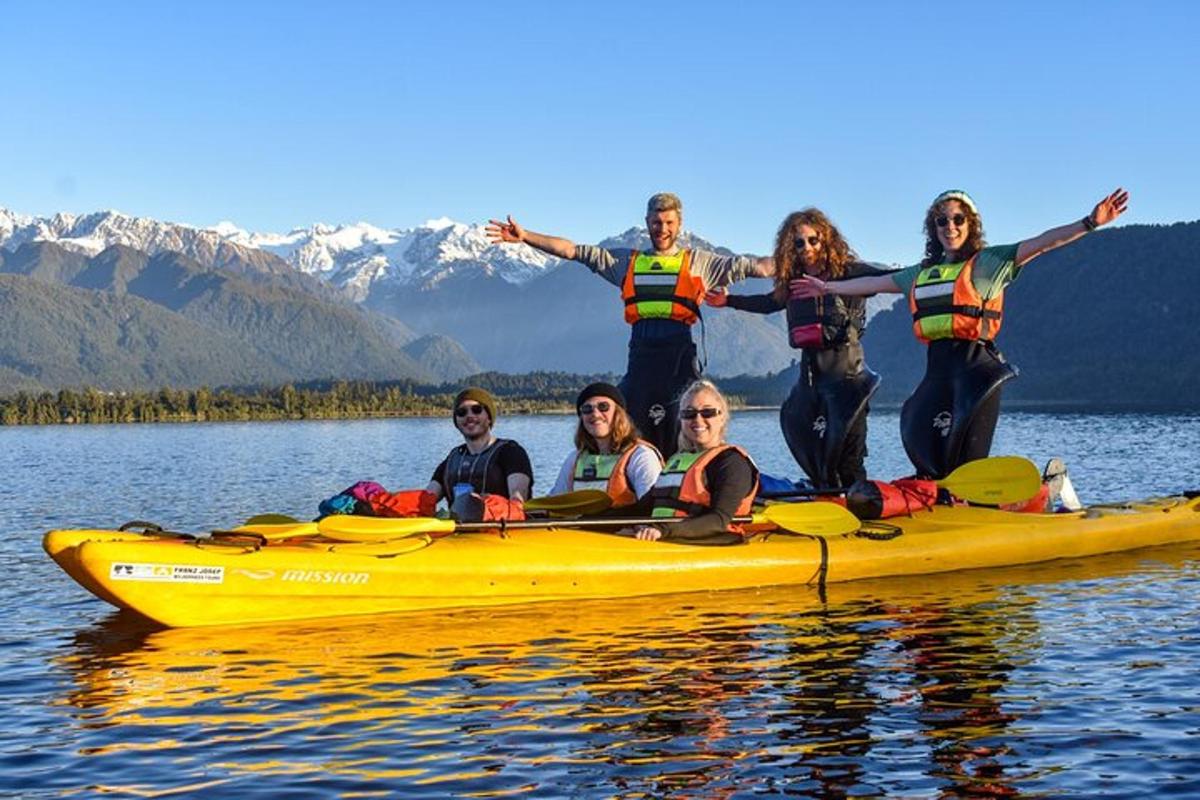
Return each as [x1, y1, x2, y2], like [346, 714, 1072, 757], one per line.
[110, 562, 225, 584]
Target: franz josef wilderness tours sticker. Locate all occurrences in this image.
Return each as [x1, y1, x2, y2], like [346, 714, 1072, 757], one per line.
[110, 562, 225, 584]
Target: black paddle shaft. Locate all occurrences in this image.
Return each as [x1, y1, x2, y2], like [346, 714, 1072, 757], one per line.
[449, 515, 754, 532]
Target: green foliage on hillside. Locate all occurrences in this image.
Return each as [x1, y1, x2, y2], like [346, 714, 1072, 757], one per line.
[0, 273, 289, 390]
[400, 334, 481, 380]
[0, 243, 445, 390]
[0, 369, 808, 426]
[0, 383, 437, 425]
[0, 373, 626, 426]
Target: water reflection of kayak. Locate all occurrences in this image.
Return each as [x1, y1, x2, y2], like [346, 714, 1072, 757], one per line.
[60, 543, 1199, 717]
[44, 495, 1200, 628]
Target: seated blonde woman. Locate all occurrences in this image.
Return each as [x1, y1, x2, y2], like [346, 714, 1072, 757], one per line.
[630, 379, 759, 545]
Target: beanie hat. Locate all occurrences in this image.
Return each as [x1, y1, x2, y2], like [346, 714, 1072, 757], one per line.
[453, 387, 497, 422]
[576, 382, 626, 414]
[931, 189, 979, 216]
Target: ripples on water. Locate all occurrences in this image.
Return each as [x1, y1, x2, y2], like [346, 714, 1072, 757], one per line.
[3, 412, 1200, 797]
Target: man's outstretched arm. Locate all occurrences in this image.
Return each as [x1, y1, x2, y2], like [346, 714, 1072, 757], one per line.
[486, 215, 577, 260]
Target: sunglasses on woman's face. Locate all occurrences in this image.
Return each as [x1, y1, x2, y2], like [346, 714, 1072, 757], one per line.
[794, 235, 821, 249]
[680, 407, 721, 420]
[579, 401, 612, 415]
[455, 403, 486, 418]
[935, 213, 968, 228]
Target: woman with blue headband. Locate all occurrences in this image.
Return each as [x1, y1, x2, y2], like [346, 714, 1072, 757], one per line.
[791, 187, 1128, 478]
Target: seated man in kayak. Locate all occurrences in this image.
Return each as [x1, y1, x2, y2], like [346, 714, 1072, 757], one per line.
[426, 387, 532, 520]
[628, 380, 759, 545]
[550, 382, 663, 509]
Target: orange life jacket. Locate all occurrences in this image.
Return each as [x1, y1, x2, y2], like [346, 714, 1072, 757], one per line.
[621, 249, 706, 325]
[568, 441, 662, 507]
[649, 445, 759, 533]
[909, 255, 1004, 343]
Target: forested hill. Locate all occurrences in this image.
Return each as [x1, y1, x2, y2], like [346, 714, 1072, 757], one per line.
[858, 220, 1200, 408]
[0, 242, 480, 392]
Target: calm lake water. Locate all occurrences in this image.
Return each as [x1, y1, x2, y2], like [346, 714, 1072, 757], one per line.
[4, 410, 1200, 798]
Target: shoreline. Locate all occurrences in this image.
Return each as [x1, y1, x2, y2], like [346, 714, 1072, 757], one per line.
[5, 381, 1198, 428]
[4, 402, 1198, 428]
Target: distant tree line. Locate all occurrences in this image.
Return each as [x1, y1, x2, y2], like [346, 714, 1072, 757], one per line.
[0, 384, 431, 426]
[0, 370, 789, 426]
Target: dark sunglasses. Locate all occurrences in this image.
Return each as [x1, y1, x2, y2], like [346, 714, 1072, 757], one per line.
[794, 235, 821, 249]
[680, 407, 721, 420]
[935, 213, 968, 228]
[579, 401, 612, 415]
[455, 403, 486, 418]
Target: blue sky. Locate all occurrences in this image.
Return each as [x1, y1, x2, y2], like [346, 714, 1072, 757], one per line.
[3, 1, 1197, 263]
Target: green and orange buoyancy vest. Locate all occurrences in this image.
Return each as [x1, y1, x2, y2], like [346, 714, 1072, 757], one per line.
[909, 255, 1004, 343]
[621, 250, 706, 325]
[568, 441, 661, 507]
[649, 445, 758, 533]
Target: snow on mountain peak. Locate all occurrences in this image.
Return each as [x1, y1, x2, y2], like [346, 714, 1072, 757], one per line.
[0, 207, 30, 240]
[0, 204, 565, 302]
[0, 206, 294, 281]
[206, 220, 246, 238]
[214, 215, 563, 297]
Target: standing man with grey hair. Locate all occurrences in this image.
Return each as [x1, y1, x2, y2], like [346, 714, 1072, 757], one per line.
[487, 193, 773, 457]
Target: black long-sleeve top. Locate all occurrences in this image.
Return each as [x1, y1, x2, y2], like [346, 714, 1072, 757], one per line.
[627, 448, 757, 544]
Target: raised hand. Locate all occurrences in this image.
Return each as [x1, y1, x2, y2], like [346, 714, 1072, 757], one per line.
[485, 215, 525, 244]
[704, 288, 728, 307]
[1090, 188, 1130, 228]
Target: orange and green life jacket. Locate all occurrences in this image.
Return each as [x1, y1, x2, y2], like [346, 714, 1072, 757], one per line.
[909, 255, 1004, 343]
[649, 445, 758, 533]
[568, 441, 660, 507]
[621, 250, 706, 325]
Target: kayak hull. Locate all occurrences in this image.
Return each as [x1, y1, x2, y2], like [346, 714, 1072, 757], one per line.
[46, 496, 1200, 628]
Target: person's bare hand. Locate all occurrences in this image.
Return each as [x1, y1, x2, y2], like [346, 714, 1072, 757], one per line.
[633, 525, 663, 542]
[1089, 188, 1130, 228]
[789, 276, 826, 299]
[704, 288, 728, 307]
[485, 215, 525, 244]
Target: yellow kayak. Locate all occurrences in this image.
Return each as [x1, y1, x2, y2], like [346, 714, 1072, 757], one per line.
[45, 496, 1200, 628]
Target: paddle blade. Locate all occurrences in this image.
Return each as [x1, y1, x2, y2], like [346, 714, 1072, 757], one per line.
[940, 456, 1041, 505]
[317, 515, 455, 542]
[328, 537, 434, 556]
[524, 490, 613, 517]
[232, 521, 319, 541]
[244, 513, 302, 525]
[759, 501, 861, 536]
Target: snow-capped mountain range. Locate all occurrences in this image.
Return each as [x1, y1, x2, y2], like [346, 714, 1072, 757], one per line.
[0, 207, 564, 301]
[217, 215, 570, 299]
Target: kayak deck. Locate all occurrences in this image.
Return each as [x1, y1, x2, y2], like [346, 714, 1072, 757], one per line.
[45, 495, 1200, 627]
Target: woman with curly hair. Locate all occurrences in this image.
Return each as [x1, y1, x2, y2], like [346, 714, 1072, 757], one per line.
[792, 188, 1129, 478]
[707, 208, 890, 488]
